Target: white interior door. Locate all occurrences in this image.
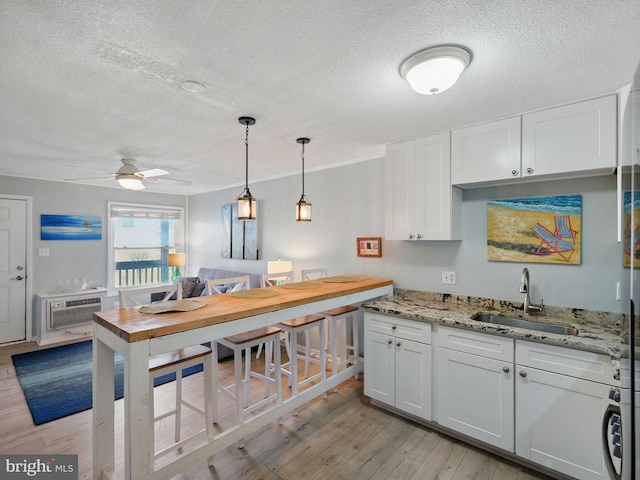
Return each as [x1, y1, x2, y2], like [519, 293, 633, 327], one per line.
[0, 198, 27, 343]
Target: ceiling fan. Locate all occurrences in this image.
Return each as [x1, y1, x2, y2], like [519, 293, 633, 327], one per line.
[65, 158, 191, 190]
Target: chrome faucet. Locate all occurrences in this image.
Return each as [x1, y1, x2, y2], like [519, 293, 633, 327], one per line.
[519, 268, 543, 315]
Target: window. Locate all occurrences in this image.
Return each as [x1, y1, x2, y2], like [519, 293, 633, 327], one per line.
[108, 202, 185, 294]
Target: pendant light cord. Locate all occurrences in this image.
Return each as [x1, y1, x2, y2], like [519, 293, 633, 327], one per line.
[244, 122, 249, 191]
[301, 141, 305, 196]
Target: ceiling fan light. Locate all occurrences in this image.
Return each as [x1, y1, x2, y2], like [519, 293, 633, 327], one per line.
[400, 45, 471, 95]
[116, 174, 144, 190]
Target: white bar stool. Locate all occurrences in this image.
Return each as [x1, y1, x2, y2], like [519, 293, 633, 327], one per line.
[213, 327, 282, 448]
[277, 314, 327, 404]
[148, 346, 214, 459]
[118, 285, 214, 460]
[322, 305, 360, 392]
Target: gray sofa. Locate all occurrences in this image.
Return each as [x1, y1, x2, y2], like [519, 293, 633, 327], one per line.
[193, 267, 262, 295]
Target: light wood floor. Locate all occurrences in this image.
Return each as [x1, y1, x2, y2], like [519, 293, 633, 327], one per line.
[0, 339, 556, 480]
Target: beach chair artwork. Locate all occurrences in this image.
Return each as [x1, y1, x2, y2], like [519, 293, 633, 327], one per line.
[487, 194, 581, 265]
[623, 191, 640, 267]
[532, 221, 576, 261]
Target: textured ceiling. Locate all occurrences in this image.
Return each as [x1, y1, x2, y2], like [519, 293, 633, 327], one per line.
[1, 1, 639, 195]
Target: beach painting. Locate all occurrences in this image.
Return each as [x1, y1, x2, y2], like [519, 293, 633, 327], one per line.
[487, 195, 581, 264]
[41, 214, 102, 240]
[623, 191, 640, 267]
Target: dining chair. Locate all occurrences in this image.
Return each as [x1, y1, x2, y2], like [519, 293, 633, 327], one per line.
[205, 275, 251, 295]
[300, 267, 328, 281]
[260, 271, 294, 287]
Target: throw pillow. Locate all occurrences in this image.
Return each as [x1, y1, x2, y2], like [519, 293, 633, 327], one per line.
[174, 276, 200, 298]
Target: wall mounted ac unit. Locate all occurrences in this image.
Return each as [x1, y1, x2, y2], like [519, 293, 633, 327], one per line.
[35, 288, 107, 345]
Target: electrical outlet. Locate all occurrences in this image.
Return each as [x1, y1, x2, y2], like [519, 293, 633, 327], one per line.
[442, 271, 456, 284]
[39, 248, 49, 257]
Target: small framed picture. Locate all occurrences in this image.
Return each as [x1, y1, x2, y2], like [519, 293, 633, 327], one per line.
[357, 237, 381, 257]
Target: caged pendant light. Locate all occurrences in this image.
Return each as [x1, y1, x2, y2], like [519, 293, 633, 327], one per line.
[295, 137, 312, 222]
[236, 116, 257, 221]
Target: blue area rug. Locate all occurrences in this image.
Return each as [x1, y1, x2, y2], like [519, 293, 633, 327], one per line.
[12, 340, 203, 425]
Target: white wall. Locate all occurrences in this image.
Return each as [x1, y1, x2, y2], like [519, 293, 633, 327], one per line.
[0, 161, 622, 340]
[188, 159, 623, 314]
[0, 175, 186, 331]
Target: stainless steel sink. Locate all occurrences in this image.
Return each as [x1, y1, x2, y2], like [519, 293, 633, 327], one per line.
[471, 312, 579, 336]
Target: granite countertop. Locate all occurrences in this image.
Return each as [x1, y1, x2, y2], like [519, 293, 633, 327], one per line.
[362, 289, 623, 378]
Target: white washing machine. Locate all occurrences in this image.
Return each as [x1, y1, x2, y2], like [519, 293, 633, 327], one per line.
[612, 336, 639, 480]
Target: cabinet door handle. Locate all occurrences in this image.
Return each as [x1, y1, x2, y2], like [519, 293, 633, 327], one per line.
[526, 167, 533, 174]
[391, 325, 397, 330]
[387, 339, 393, 345]
[416, 233, 422, 239]
[519, 370, 527, 378]
[502, 366, 510, 373]
[396, 341, 401, 347]
[408, 234, 414, 239]
[511, 170, 518, 176]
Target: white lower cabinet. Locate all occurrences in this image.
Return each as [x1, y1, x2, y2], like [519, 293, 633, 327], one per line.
[515, 340, 615, 480]
[364, 313, 432, 421]
[435, 326, 514, 451]
[365, 318, 616, 479]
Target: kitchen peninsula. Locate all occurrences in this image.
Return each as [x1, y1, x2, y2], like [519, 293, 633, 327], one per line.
[92, 276, 393, 480]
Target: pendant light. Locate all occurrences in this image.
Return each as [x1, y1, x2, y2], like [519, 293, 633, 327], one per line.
[236, 116, 257, 221]
[295, 137, 312, 222]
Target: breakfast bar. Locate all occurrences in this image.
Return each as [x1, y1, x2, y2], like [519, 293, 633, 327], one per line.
[92, 276, 393, 480]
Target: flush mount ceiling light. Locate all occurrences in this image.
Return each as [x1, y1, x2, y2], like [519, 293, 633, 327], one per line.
[400, 45, 471, 95]
[295, 138, 312, 222]
[236, 116, 257, 221]
[180, 80, 205, 93]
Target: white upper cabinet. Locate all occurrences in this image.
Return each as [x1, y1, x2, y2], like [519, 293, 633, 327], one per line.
[451, 95, 617, 187]
[451, 116, 521, 185]
[521, 95, 617, 177]
[385, 132, 461, 241]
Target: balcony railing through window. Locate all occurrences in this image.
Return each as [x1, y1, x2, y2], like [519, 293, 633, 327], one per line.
[115, 259, 170, 288]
